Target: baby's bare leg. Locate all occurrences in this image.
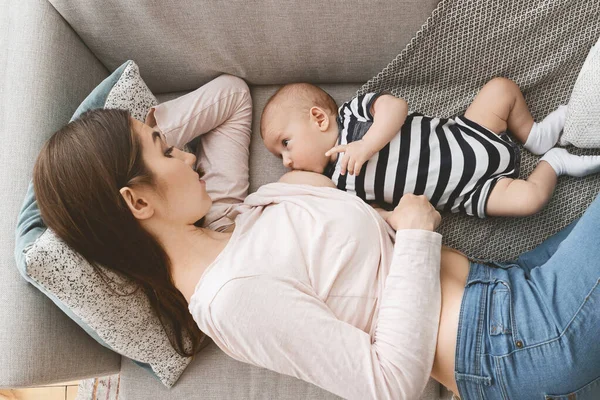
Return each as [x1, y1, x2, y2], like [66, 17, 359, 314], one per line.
[464, 77, 567, 155]
[486, 162, 557, 217]
[463, 77, 534, 142]
[489, 148, 600, 216]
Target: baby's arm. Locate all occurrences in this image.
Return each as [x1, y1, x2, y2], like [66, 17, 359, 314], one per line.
[327, 94, 408, 175]
[362, 94, 408, 154]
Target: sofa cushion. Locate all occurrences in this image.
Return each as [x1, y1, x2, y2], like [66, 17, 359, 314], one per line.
[48, 0, 439, 92]
[560, 36, 600, 148]
[14, 60, 193, 388]
[118, 353, 450, 400]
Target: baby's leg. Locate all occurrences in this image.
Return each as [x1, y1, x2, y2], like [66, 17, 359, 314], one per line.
[487, 149, 600, 216]
[464, 77, 566, 154]
[486, 162, 557, 217]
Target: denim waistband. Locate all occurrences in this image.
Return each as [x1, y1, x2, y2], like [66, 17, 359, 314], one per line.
[454, 261, 496, 398]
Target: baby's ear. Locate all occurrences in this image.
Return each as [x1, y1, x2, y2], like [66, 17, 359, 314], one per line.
[309, 106, 330, 132]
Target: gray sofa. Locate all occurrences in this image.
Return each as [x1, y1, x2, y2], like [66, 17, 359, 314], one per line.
[1, 0, 454, 398]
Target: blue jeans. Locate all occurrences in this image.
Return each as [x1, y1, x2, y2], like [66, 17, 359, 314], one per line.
[455, 192, 600, 399]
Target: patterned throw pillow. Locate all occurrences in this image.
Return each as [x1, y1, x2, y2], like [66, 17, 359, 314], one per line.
[560, 36, 600, 148]
[103, 62, 158, 122]
[14, 60, 196, 388]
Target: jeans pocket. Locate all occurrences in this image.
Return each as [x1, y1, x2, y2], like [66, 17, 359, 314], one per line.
[489, 285, 512, 336]
[544, 375, 600, 399]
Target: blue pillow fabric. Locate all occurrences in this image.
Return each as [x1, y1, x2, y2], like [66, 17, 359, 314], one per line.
[71, 61, 131, 122]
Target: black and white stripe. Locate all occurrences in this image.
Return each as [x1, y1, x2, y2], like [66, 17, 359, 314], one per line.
[327, 93, 520, 218]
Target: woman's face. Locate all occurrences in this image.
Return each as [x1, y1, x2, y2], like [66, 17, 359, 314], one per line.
[129, 117, 212, 225]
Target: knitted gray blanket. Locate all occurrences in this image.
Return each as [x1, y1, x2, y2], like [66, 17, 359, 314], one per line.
[358, 0, 600, 261]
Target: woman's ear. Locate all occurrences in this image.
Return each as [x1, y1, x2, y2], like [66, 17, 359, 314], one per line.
[309, 106, 330, 132]
[145, 107, 157, 128]
[119, 186, 155, 220]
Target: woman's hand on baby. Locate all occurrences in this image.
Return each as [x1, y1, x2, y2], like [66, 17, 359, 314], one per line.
[386, 194, 441, 232]
[325, 140, 375, 176]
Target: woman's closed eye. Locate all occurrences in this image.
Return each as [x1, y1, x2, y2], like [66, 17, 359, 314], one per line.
[164, 146, 175, 157]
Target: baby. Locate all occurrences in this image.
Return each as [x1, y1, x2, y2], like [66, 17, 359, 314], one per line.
[260, 78, 600, 217]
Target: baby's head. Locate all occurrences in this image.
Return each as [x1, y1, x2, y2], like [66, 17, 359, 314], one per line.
[260, 83, 339, 173]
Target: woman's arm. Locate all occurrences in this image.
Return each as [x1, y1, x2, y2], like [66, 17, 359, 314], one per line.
[148, 74, 252, 231]
[146, 74, 251, 148]
[201, 233, 442, 399]
[204, 232, 441, 400]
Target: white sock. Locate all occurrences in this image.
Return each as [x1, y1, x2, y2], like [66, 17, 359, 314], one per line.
[523, 105, 568, 155]
[540, 148, 600, 177]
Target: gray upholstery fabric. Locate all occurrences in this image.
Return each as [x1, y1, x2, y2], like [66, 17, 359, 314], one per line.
[48, 0, 440, 93]
[119, 342, 450, 400]
[119, 343, 342, 400]
[0, 0, 119, 388]
[358, 0, 600, 261]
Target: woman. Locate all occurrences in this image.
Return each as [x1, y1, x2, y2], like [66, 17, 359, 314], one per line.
[33, 74, 600, 399]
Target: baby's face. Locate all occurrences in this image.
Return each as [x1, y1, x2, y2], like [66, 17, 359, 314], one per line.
[262, 112, 332, 173]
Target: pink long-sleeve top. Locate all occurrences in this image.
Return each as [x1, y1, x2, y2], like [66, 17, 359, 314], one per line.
[150, 74, 442, 400]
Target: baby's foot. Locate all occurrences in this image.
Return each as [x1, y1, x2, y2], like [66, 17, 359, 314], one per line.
[540, 147, 600, 177]
[524, 105, 568, 155]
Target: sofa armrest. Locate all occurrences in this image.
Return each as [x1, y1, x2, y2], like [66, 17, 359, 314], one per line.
[0, 0, 120, 388]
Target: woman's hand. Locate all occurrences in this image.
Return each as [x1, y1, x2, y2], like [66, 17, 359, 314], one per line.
[385, 194, 441, 232]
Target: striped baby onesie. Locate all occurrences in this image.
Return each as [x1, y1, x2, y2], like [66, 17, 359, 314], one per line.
[323, 92, 521, 218]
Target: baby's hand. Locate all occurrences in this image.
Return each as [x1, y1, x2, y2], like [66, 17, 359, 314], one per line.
[325, 140, 375, 175]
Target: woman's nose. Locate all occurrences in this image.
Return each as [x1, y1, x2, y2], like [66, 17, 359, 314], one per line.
[184, 150, 197, 168]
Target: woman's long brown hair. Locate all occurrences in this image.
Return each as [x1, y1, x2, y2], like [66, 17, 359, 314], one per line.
[33, 108, 204, 357]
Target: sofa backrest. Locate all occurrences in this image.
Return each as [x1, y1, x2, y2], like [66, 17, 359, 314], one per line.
[49, 0, 439, 93]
